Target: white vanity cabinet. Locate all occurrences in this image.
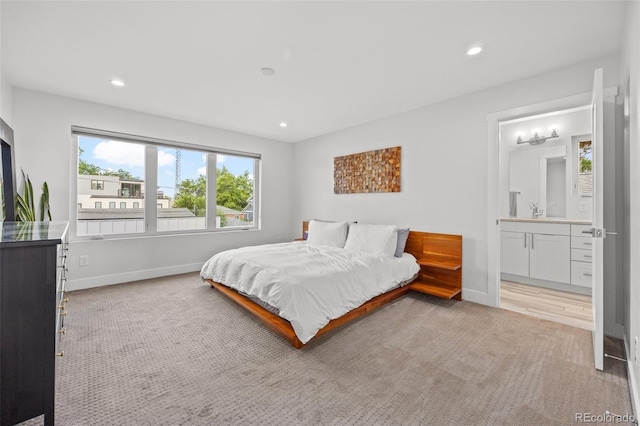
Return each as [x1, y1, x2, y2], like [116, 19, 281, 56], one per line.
[500, 231, 529, 276]
[501, 221, 571, 284]
[529, 233, 571, 283]
[570, 225, 593, 288]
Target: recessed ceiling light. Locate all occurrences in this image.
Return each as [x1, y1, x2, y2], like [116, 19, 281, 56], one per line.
[466, 46, 483, 56]
[110, 79, 125, 87]
[261, 67, 275, 76]
[279, 122, 287, 128]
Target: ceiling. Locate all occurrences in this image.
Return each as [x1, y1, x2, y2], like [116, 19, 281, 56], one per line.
[1, 1, 628, 143]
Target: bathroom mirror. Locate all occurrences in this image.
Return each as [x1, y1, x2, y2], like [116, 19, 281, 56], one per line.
[508, 145, 566, 218]
[500, 106, 592, 220]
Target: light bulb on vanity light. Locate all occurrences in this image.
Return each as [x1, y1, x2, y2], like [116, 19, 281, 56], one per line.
[515, 132, 524, 144]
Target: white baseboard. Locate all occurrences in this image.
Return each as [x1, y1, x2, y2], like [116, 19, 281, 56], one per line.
[66, 262, 203, 291]
[624, 333, 640, 419]
[462, 288, 488, 305]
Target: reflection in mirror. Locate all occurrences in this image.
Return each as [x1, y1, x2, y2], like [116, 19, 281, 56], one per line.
[0, 118, 16, 222]
[546, 157, 566, 217]
[578, 139, 593, 196]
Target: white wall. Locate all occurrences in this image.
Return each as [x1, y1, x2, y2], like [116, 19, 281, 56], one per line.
[620, 0, 640, 415]
[293, 54, 620, 305]
[499, 108, 592, 220]
[11, 88, 294, 290]
[0, 1, 13, 125]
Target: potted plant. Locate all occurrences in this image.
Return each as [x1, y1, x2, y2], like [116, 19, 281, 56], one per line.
[16, 169, 51, 222]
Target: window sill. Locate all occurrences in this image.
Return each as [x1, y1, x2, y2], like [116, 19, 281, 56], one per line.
[71, 226, 260, 242]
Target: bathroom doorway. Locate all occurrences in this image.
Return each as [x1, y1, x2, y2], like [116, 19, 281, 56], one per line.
[496, 105, 594, 329]
[487, 69, 618, 371]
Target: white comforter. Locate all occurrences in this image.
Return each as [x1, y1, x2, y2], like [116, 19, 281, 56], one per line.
[200, 242, 419, 344]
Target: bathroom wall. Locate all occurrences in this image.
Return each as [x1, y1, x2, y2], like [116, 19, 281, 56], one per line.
[500, 108, 592, 220]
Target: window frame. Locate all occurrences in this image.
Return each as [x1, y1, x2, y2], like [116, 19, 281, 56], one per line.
[71, 126, 261, 240]
[571, 133, 593, 198]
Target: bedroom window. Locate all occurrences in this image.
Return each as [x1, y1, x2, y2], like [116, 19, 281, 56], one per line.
[76, 133, 145, 236]
[216, 154, 256, 228]
[72, 127, 260, 238]
[156, 146, 207, 231]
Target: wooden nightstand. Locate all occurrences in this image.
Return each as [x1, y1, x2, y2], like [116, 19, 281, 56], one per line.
[410, 233, 462, 300]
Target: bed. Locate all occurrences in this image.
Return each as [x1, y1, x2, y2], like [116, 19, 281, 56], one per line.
[201, 220, 436, 348]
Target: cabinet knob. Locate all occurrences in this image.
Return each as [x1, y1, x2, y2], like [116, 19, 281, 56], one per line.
[56, 352, 64, 357]
[58, 328, 66, 334]
[61, 312, 67, 317]
[63, 298, 69, 303]
[57, 305, 66, 310]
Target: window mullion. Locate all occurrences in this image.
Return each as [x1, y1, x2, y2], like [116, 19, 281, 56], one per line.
[206, 153, 217, 230]
[145, 145, 158, 234]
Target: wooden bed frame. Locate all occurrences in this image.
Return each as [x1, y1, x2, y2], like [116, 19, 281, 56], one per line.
[206, 222, 462, 348]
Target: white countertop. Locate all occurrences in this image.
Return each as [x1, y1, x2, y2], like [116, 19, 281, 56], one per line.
[501, 217, 592, 225]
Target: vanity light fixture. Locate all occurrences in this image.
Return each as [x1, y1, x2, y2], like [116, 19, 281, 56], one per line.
[516, 128, 559, 145]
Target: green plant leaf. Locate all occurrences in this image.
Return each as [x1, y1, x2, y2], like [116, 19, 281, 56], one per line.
[39, 181, 51, 221]
[15, 169, 49, 222]
[16, 193, 35, 221]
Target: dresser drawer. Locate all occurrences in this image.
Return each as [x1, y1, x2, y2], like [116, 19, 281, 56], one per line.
[571, 261, 593, 287]
[571, 236, 593, 249]
[571, 248, 593, 263]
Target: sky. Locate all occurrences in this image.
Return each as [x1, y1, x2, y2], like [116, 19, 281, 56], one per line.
[79, 135, 254, 198]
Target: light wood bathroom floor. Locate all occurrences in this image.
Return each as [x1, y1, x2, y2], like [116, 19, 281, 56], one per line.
[500, 281, 593, 330]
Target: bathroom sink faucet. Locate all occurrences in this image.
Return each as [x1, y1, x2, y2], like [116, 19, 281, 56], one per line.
[529, 202, 543, 219]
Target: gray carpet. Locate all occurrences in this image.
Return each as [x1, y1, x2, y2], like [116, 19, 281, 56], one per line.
[37, 272, 634, 425]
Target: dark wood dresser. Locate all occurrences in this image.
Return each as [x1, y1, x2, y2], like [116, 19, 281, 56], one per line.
[0, 221, 69, 426]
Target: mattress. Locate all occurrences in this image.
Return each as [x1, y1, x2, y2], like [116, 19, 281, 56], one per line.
[200, 241, 419, 343]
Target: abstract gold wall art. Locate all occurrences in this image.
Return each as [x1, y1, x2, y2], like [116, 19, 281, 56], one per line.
[334, 146, 401, 194]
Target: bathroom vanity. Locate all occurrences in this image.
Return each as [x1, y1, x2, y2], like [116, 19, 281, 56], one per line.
[500, 218, 592, 294]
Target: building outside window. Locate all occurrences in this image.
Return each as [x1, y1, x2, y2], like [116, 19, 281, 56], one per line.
[120, 202, 126, 208]
[77, 133, 146, 236]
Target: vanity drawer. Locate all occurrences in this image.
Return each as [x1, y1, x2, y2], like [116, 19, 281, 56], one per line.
[571, 248, 593, 263]
[571, 236, 593, 249]
[571, 224, 593, 236]
[571, 261, 593, 287]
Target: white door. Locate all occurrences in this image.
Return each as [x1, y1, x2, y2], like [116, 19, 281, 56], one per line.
[585, 68, 604, 371]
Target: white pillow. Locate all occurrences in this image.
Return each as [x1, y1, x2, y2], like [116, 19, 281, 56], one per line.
[344, 224, 398, 257]
[306, 220, 349, 248]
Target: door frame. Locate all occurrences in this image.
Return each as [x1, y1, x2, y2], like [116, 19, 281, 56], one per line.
[486, 87, 618, 308]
